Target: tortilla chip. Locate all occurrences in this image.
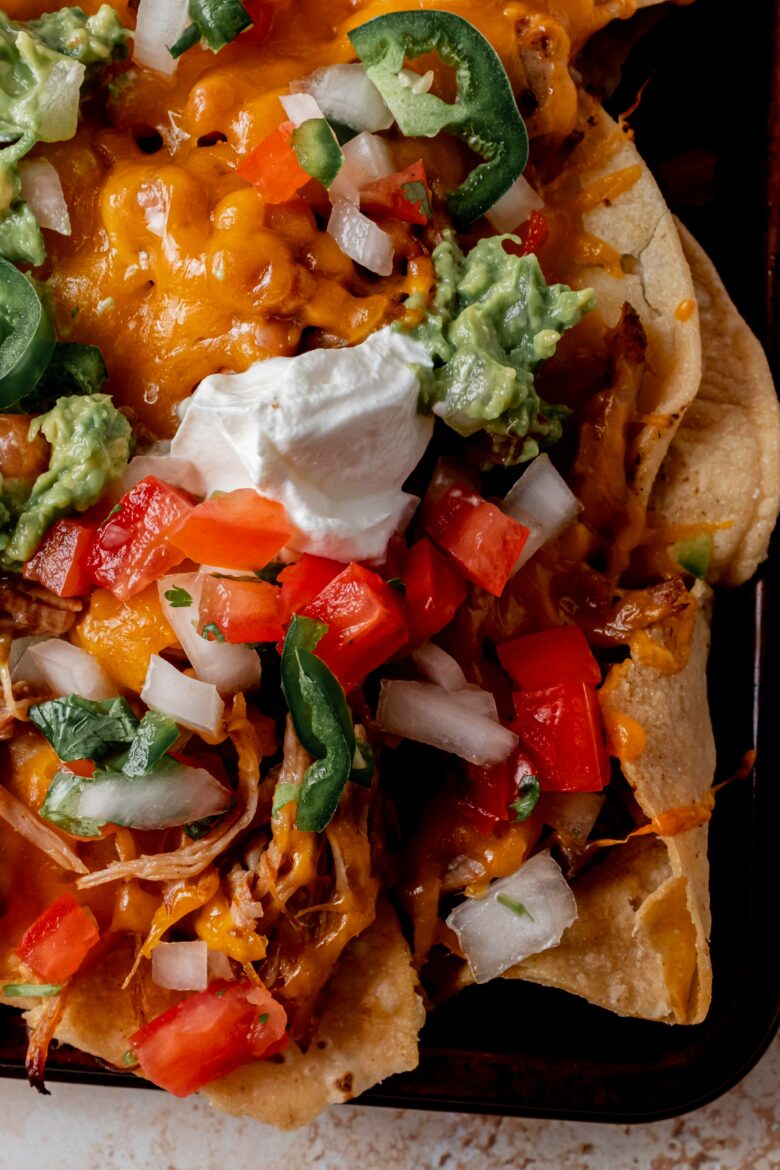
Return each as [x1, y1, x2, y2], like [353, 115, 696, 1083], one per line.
[570, 100, 702, 502]
[26, 900, 422, 1128]
[204, 899, 424, 1129]
[649, 223, 780, 585]
[23, 943, 179, 1067]
[508, 587, 714, 1024]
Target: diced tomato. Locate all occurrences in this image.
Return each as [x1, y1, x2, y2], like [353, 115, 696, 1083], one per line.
[87, 477, 195, 601]
[16, 893, 100, 983]
[172, 489, 291, 571]
[199, 575, 283, 644]
[128, 980, 288, 1098]
[460, 747, 538, 835]
[361, 160, 432, 225]
[278, 554, 346, 625]
[237, 121, 309, 204]
[240, 0, 274, 44]
[511, 681, 610, 792]
[402, 538, 466, 647]
[302, 562, 408, 690]
[23, 519, 96, 597]
[416, 457, 481, 534]
[498, 626, 601, 690]
[426, 486, 529, 597]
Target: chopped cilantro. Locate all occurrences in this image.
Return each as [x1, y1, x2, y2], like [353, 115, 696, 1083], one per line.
[2, 983, 61, 997]
[164, 586, 193, 608]
[201, 621, 225, 642]
[510, 776, 540, 822]
[496, 893, 535, 920]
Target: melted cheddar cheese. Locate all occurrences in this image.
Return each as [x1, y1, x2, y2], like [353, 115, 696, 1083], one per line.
[1, 0, 646, 434]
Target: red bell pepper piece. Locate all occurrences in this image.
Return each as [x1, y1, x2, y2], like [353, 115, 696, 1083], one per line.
[402, 538, 466, 647]
[426, 485, 529, 597]
[128, 980, 288, 1098]
[519, 209, 548, 255]
[88, 477, 195, 601]
[237, 121, 309, 204]
[172, 489, 291, 571]
[511, 681, 609, 792]
[16, 893, 100, 983]
[277, 554, 345, 625]
[198, 575, 283, 644]
[23, 519, 96, 597]
[498, 626, 601, 691]
[302, 562, 408, 690]
[360, 160, 432, 225]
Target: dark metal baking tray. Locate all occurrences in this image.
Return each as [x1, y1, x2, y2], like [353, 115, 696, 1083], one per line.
[2, 0, 778, 1122]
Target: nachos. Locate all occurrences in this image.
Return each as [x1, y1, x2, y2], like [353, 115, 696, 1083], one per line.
[0, 0, 778, 1129]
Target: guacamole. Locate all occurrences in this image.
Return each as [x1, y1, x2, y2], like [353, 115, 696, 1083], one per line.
[0, 5, 128, 263]
[409, 231, 596, 462]
[0, 392, 131, 566]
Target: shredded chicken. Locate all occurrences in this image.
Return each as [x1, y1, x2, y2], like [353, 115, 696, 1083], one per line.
[0, 786, 87, 874]
[0, 679, 51, 741]
[253, 718, 321, 912]
[24, 990, 67, 1095]
[0, 576, 81, 636]
[77, 696, 262, 888]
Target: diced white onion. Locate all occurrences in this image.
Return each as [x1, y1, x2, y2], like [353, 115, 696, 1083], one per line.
[133, 0, 191, 77]
[8, 635, 49, 675]
[545, 793, 604, 842]
[207, 949, 235, 981]
[152, 940, 209, 991]
[330, 131, 395, 203]
[120, 453, 201, 495]
[413, 642, 467, 692]
[342, 132, 394, 185]
[18, 160, 70, 234]
[486, 173, 544, 233]
[327, 199, 393, 276]
[293, 64, 393, 132]
[502, 454, 582, 572]
[329, 166, 361, 206]
[446, 852, 578, 984]
[377, 680, 517, 765]
[279, 92, 324, 127]
[158, 574, 260, 696]
[74, 764, 231, 830]
[13, 639, 116, 701]
[141, 655, 224, 737]
[450, 686, 499, 722]
[37, 57, 85, 142]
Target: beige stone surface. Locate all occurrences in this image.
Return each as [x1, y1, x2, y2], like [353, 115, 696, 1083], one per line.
[0, 1035, 778, 1168]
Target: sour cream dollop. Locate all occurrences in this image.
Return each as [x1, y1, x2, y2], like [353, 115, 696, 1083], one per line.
[169, 327, 433, 561]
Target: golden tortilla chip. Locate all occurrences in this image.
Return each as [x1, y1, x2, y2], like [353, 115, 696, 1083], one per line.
[204, 899, 424, 1129]
[569, 101, 702, 501]
[23, 899, 423, 1129]
[508, 589, 714, 1024]
[649, 223, 780, 585]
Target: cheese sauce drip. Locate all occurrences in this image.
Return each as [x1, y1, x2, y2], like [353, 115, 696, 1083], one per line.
[1, 0, 645, 434]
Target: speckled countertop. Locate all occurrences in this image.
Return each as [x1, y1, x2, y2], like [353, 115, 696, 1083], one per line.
[0, 1034, 777, 1169]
